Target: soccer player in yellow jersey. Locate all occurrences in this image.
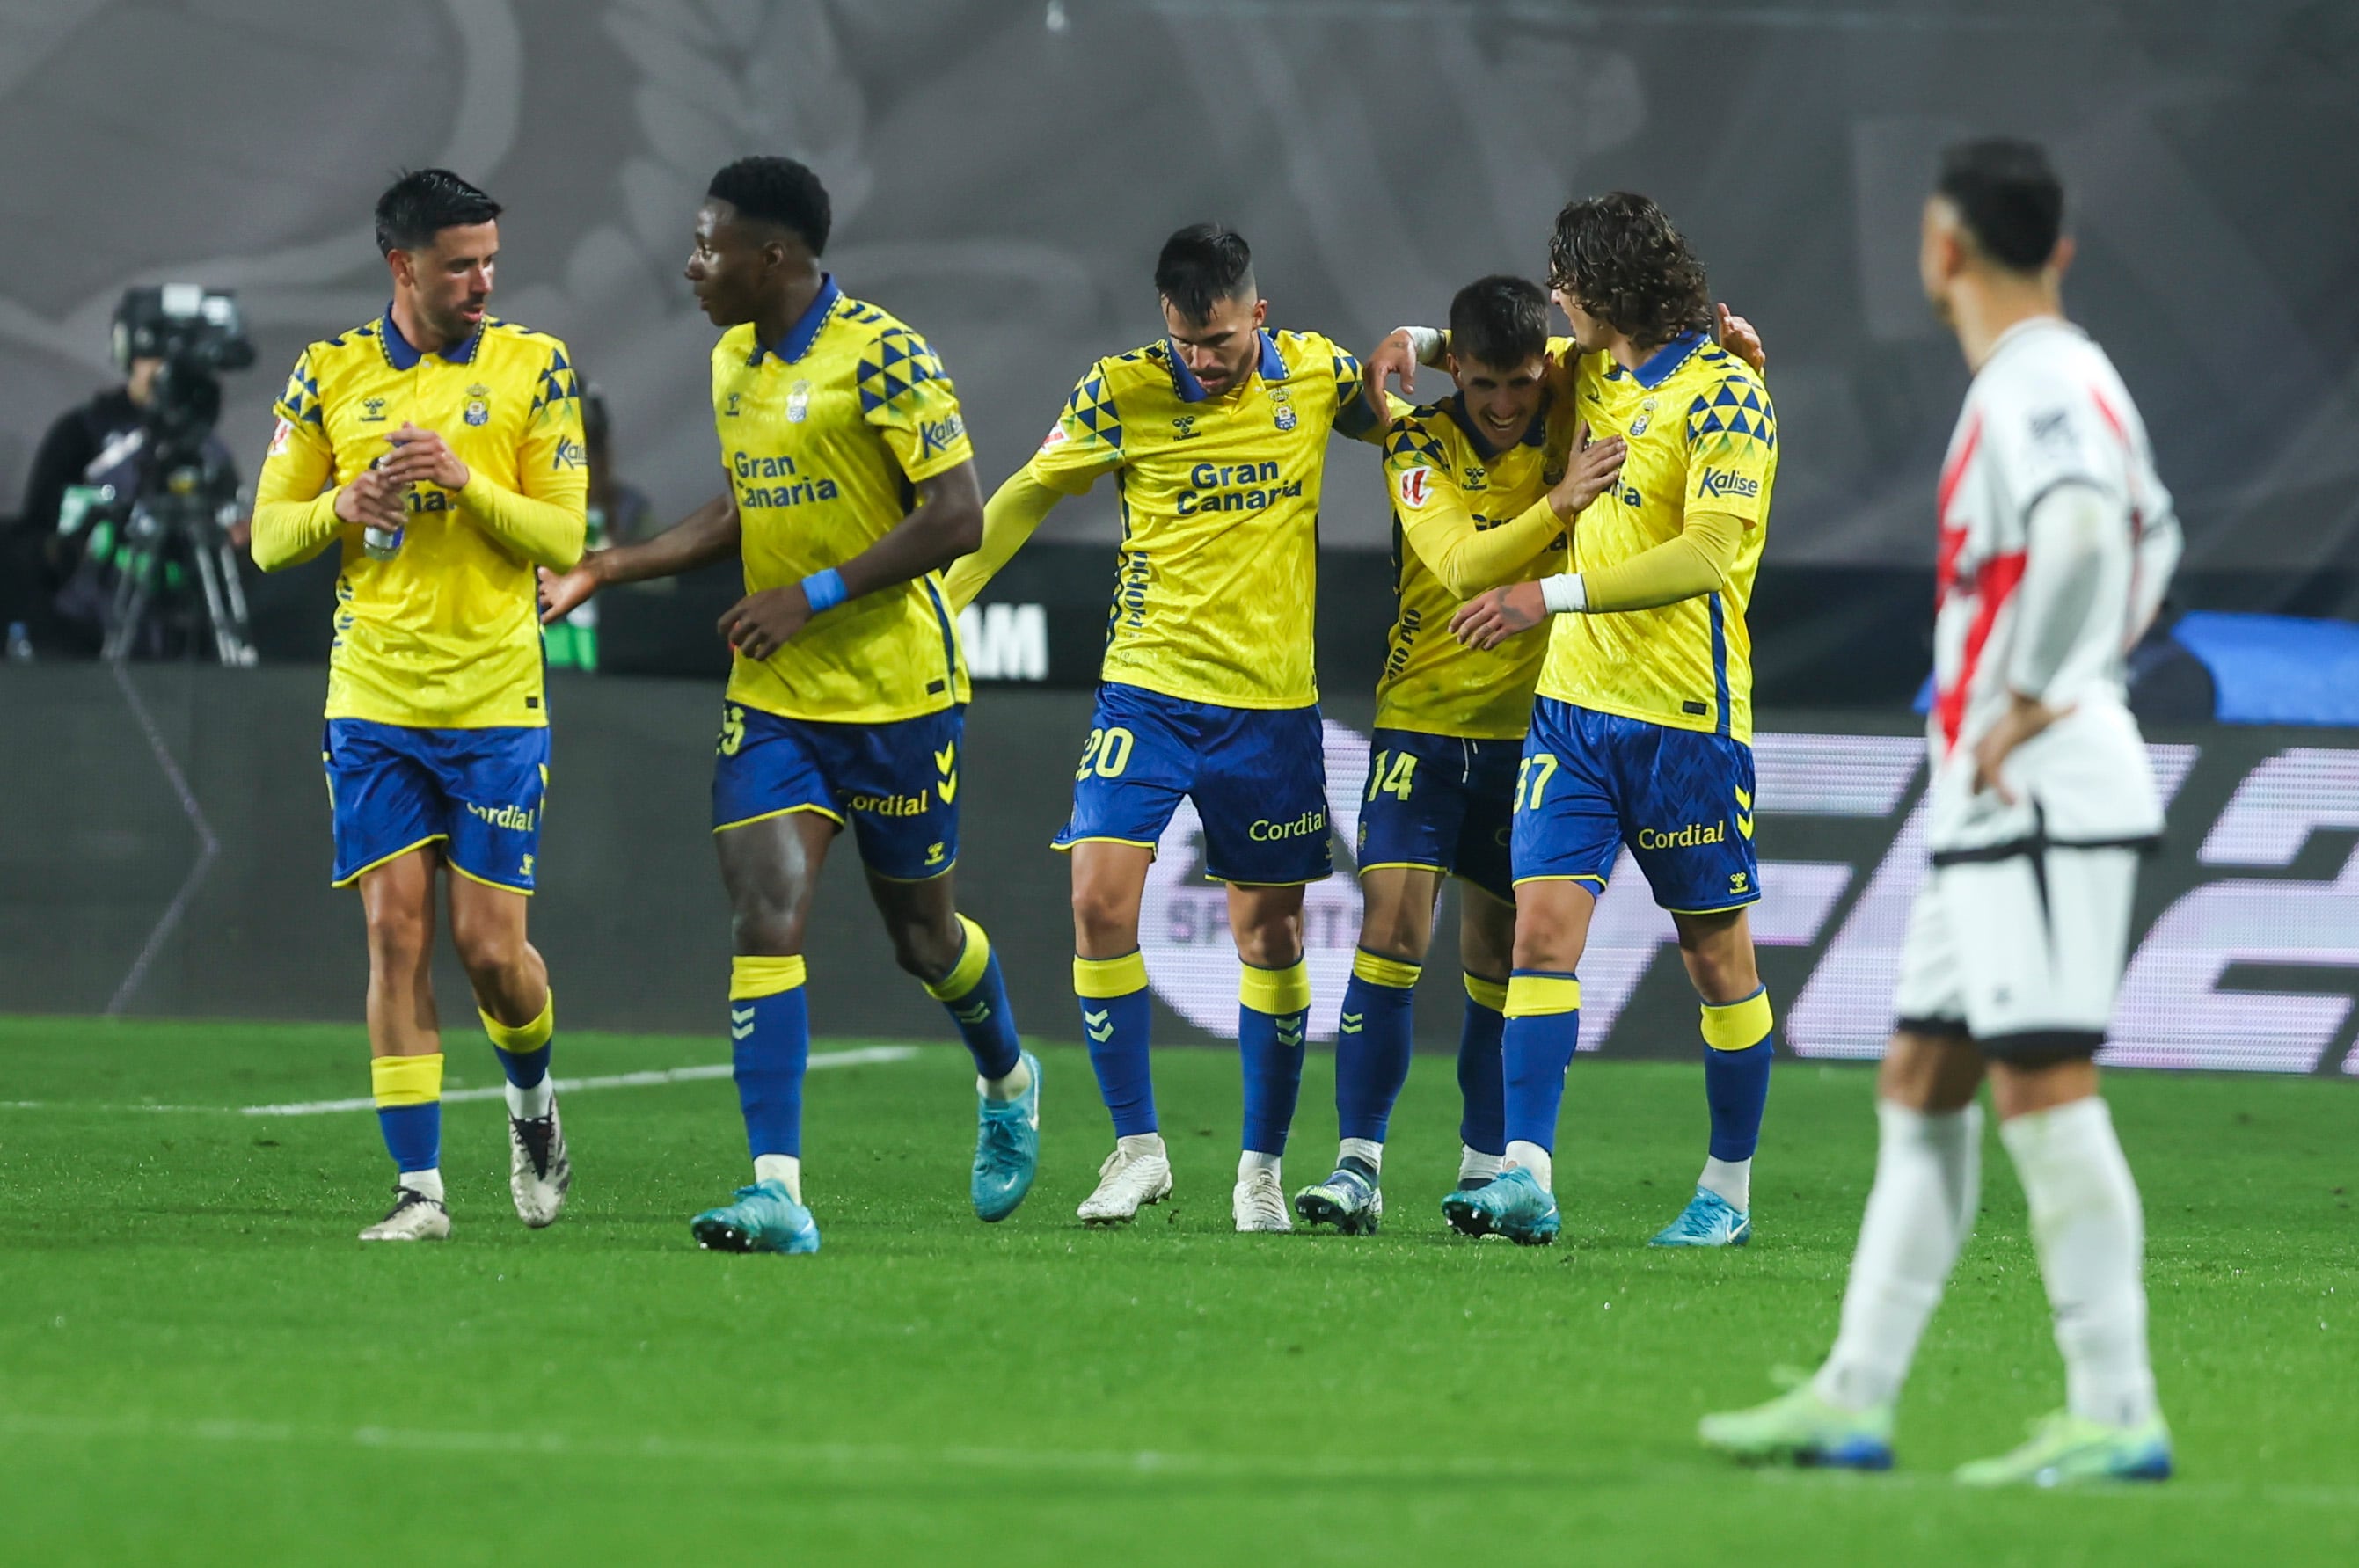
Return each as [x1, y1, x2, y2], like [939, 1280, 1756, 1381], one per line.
[942, 225, 1384, 1232]
[250, 171, 588, 1243]
[1293, 276, 1620, 1234]
[537, 157, 1038, 1254]
[1444, 193, 1781, 1249]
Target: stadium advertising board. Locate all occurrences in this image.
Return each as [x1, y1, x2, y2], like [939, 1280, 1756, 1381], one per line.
[1135, 720, 2359, 1076]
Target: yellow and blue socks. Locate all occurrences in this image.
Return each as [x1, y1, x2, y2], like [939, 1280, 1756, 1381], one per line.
[731, 956, 810, 1194]
[372, 1051, 444, 1200]
[924, 915, 1026, 1095]
[1501, 969, 1581, 1190]
[1458, 972, 1508, 1179]
[479, 990, 555, 1120]
[1238, 958, 1312, 1160]
[1077, 951, 1156, 1138]
[1700, 987, 1776, 1211]
[1334, 949, 1420, 1149]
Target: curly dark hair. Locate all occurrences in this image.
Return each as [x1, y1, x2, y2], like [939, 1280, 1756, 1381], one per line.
[1545, 192, 1711, 350]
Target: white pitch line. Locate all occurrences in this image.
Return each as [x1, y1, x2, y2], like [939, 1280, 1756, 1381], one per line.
[0, 1046, 919, 1118]
[3, 1411, 2355, 1510]
[239, 1045, 921, 1116]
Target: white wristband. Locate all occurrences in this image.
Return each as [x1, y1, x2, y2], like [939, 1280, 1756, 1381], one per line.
[1401, 325, 1447, 368]
[1540, 573, 1588, 615]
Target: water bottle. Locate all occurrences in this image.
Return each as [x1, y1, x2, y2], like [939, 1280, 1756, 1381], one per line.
[364, 522, 405, 560]
[5, 622, 33, 663]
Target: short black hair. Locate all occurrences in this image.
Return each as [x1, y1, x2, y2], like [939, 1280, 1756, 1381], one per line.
[375, 169, 501, 256]
[1448, 275, 1550, 370]
[707, 157, 831, 255]
[1546, 191, 1712, 350]
[1936, 138, 2064, 273]
[1155, 224, 1255, 324]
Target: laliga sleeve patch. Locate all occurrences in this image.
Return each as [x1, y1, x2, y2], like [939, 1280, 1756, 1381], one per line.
[1396, 465, 1433, 508]
[267, 417, 292, 456]
[1038, 423, 1070, 453]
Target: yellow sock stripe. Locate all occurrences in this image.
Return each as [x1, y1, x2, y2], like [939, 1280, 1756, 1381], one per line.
[478, 989, 555, 1054]
[1463, 973, 1509, 1013]
[1701, 988, 1775, 1051]
[923, 915, 993, 1002]
[1351, 948, 1423, 989]
[730, 954, 807, 1000]
[1074, 950, 1149, 1000]
[1504, 973, 1581, 1018]
[371, 1052, 444, 1108]
[1239, 958, 1312, 1016]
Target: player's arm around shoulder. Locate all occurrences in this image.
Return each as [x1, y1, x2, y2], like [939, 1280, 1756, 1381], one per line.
[251, 341, 395, 571]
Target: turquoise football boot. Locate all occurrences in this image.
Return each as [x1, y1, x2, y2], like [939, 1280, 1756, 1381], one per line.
[1439, 1166, 1559, 1245]
[1649, 1185, 1752, 1247]
[1955, 1411, 2173, 1487]
[1698, 1375, 1895, 1470]
[690, 1178, 820, 1255]
[972, 1049, 1041, 1222]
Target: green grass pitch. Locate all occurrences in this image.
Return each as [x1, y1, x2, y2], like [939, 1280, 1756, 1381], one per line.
[1, 1017, 2353, 1566]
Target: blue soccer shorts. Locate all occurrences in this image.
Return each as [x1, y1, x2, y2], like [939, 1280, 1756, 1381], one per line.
[1510, 697, 1761, 914]
[711, 701, 961, 881]
[324, 719, 550, 893]
[1354, 728, 1520, 902]
[1054, 682, 1332, 886]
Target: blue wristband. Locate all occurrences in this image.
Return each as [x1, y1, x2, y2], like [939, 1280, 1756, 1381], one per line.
[800, 567, 848, 614]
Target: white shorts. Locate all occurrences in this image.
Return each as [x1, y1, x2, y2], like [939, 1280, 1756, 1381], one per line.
[1892, 841, 2144, 1062]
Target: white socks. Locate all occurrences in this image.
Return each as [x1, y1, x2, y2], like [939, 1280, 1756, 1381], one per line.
[1504, 1139, 1553, 1191]
[1238, 1150, 1281, 1179]
[1458, 1146, 1504, 1184]
[1338, 1137, 1383, 1173]
[753, 1153, 803, 1202]
[1119, 1133, 1167, 1160]
[399, 1167, 445, 1202]
[979, 1057, 1033, 1103]
[2001, 1098, 2159, 1428]
[1815, 1101, 1983, 1412]
[1699, 1156, 1751, 1212]
[505, 1078, 554, 1121]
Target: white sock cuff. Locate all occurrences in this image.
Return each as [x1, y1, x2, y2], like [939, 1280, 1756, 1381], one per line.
[1998, 1094, 2112, 1163]
[1338, 1136, 1383, 1172]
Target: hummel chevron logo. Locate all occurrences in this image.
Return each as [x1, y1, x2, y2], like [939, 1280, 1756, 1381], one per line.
[1085, 1008, 1114, 1043]
[1733, 784, 1756, 840]
[953, 1001, 991, 1025]
[731, 1006, 757, 1041]
[1277, 1020, 1305, 1047]
[1340, 1011, 1364, 1034]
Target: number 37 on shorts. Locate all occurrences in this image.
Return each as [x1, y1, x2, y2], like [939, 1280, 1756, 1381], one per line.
[1508, 697, 1762, 915]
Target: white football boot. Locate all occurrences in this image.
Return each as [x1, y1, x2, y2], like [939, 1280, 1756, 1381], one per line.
[1231, 1166, 1293, 1233]
[360, 1186, 451, 1242]
[508, 1090, 572, 1228]
[1077, 1143, 1174, 1224]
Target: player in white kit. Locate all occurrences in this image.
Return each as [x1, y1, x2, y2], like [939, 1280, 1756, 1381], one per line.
[1700, 139, 2183, 1485]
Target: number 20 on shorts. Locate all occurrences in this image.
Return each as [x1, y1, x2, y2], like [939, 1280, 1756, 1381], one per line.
[1076, 726, 1134, 780]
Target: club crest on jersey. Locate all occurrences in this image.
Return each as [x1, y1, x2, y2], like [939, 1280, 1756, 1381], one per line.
[786, 379, 812, 423]
[360, 397, 388, 423]
[1397, 465, 1433, 508]
[464, 397, 489, 427]
[1629, 413, 1651, 437]
[1273, 404, 1297, 431]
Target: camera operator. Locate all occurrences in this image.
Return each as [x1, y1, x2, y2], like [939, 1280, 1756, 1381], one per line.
[8, 296, 247, 656]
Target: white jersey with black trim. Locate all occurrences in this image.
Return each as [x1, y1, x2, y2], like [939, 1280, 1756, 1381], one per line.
[1925, 317, 2181, 853]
